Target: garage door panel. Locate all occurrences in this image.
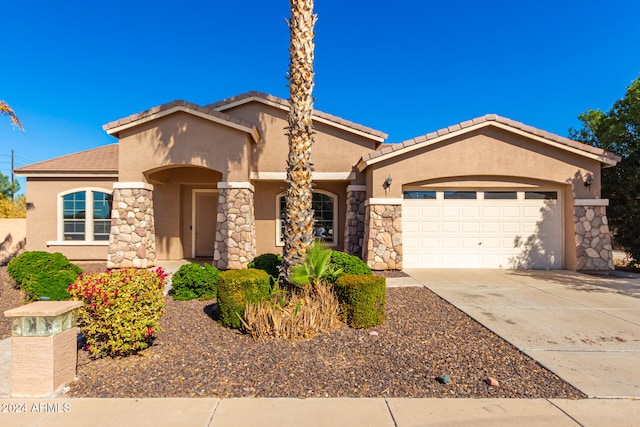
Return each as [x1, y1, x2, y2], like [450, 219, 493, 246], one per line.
[502, 222, 520, 233]
[402, 189, 563, 269]
[442, 206, 461, 217]
[421, 222, 439, 232]
[502, 206, 520, 217]
[442, 222, 460, 232]
[461, 222, 480, 232]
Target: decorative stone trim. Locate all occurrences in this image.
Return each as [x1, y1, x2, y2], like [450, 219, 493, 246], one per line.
[344, 189, 366, 258]
[107, 185, 156, 269]
[365, 198, 403, 206]
[363, 203, 402, 270]
[214, 187, 256, 270]
[113, 182, 154, 190]
[574, 204, 614, 270]
[575, 199, 609, 206]
[217, 181, 255, 192]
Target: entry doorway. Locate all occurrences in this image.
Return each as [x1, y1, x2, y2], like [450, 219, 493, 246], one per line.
[192, 190, 218, 258]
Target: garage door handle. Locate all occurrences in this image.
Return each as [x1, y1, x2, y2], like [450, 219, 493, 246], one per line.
[478, 242, 482, 245]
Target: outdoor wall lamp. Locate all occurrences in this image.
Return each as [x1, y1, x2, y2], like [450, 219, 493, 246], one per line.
[383, 175, 393, 190]
[584, 174, 593, 189]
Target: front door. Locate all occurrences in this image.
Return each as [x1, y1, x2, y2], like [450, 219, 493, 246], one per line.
[194, 191, 217, 257]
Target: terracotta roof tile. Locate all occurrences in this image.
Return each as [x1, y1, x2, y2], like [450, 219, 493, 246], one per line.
[208, 91, 388, 140]
[360, 114, 621, 165]
[15, 144, 119, 174]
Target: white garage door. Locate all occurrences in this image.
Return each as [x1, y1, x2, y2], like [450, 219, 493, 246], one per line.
[402, 190, 563, 269]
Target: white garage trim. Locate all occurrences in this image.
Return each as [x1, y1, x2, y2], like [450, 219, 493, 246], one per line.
[402, 189, 564, 269]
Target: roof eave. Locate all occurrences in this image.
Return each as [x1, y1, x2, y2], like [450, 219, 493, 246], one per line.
[214, 94, 388, 143]
[104, 105, 260, 143]
[358, 121, 620, 171]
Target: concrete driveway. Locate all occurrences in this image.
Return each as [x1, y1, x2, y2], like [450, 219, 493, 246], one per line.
[405, 269, 640, 398]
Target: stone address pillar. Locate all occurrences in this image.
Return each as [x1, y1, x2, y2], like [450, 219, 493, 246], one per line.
[214, 182, 256, 270]
[107, 182, 156, 269]
[363, 198, 403, 270]
[344, 185, 367, 258]
[574, 199, 614, 270]
[4, 301, 83, 397]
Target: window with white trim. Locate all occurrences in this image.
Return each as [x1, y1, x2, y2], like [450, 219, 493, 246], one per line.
[60, 189, 112, 242]
[277, 190, 337, 245]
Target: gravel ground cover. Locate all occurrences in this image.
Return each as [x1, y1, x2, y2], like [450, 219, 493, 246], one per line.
[0, 264, 585, 399]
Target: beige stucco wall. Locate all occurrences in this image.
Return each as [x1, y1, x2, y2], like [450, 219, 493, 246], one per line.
[253, 180, 348, 256]
[117, 112, 251, 182]
[222, 103, 380, 174]
[25, 178, 116, 260]
[0, 218, 26, 265]
[363, 127, 607, 271]
[367, 128, 603, 199]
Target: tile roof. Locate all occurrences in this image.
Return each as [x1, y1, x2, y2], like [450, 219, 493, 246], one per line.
[359, 114, 621, 166]
[102, 100, 258, 136]
[207, 91, 388, 141]
[15, 144, 119, 175]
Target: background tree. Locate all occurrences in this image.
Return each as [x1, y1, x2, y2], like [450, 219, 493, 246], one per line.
[1, 100, 24, 131]
[281, 0, 317, 283]
[0, 172, 20, 199]
[570, 76, 640, 261]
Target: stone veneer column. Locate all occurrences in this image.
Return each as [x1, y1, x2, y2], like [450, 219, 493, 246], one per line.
[363, 198, 403, 270]
[574, 199, 614, 270]
[107, 182, 156, 269]
[214, 182, 256, 270]
[344, 185, 367, 258]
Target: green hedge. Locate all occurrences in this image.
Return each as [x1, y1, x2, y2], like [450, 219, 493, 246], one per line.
[217, 269, 271, 329]
[334, 274, 386, 328]
[247, 253, 282, 279]
[171, 263, 219, 301]
[330, 251, 372, 276]
[7, 251, 82, 301]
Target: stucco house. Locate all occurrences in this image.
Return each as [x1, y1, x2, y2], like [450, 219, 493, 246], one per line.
[15, 91, 620, 271]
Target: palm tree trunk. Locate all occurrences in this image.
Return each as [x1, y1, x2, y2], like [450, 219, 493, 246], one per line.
[281, 0, 317, 284]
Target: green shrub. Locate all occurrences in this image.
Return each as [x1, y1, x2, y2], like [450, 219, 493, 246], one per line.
[334, 274, 386, 328]
[330, 251, 372, 276]
[68, 267, 167, 358]
[290, 240, 341, 288]
[171, 263, 219, 301]
[7, 251, 82, 301]
[247, 253, 282, 278]
[217, 269, 271, 329]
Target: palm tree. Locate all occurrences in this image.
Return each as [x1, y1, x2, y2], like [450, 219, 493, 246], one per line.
[281, 0, 317, 284]
[0, 100, 24, 131]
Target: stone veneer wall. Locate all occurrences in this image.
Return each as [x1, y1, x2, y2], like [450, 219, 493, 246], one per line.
[363, 202, 402, 270]
[107, 186, 156, 269]
[214, 186, 256, 270]
[574, 203, 614, 270]
[344, 188, 366, 258]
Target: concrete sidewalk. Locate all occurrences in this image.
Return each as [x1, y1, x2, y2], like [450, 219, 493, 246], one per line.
[0, 397, 639, 427]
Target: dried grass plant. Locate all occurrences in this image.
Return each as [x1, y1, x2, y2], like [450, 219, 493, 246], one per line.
[240, 283, 341, 341]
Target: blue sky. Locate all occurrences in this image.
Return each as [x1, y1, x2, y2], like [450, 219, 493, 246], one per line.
[2, 1, 639, 194]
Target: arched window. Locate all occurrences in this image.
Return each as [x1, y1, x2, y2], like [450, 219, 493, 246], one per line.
[60, 189, 112, 242]
[277, 190, 337, 246]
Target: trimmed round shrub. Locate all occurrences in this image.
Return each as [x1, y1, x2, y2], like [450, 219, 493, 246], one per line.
[330, 251, 372, 276]
[217, 269, 271, 329]
[247, 253, 282, 278]
[68, 267, 167, 358]
[7, 251, 82, 301]
[171, 263, 219, 301]
[334, 274, 386, 328]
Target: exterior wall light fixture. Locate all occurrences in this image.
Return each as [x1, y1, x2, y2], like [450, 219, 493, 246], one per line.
[383, 175, 393, 190]
[584, 174, 593, 189]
